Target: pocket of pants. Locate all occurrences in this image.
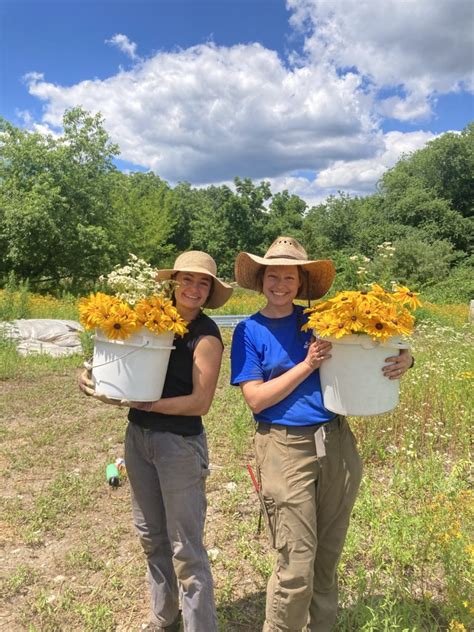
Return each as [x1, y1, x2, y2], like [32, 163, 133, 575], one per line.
[181, 434, 210, 479]
[263, 496, 287, 550]
[254, 428, 271, 468]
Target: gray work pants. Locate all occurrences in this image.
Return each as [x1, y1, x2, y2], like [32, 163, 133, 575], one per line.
[255, 416, 363, 632]
[125, 423, 218, 632]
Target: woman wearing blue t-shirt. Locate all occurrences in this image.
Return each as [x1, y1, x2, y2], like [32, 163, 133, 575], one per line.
[230, 236, 412, 632]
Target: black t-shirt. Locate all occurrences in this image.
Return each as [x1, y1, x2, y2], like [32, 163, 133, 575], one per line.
[128, 312, 223, 436]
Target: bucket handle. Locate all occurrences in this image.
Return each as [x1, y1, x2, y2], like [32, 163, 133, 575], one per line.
[87, 340, 175, 371]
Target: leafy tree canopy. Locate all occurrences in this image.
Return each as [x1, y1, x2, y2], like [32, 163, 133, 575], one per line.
[1, 111, 471, 300]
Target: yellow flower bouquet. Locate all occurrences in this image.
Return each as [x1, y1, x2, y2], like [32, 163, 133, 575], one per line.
[79, 255, 188, 402]
[303, 284, 422, 417]
[79, 292, 188, 341]
[79, 255, 188, 341]
[302, 284, 422, 342]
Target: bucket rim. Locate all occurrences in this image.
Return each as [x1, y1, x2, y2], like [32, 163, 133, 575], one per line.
[319, 333, 409, 350]
[94, 328, 175, 348]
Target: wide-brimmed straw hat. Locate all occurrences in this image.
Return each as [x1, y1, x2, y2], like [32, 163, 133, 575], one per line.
[156, 251, 233, 309]
[235, 236, 335, 300]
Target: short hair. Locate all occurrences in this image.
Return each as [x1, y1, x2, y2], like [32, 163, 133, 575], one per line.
[255, 266, 267, 293]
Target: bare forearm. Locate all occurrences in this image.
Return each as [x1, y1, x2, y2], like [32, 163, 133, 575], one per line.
[131, 391, 212, 417]
[243, 361, 313, 414]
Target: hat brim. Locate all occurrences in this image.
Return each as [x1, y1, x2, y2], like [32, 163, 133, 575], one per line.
[156, 266, 233, 309]
[235, 252, 335, 300]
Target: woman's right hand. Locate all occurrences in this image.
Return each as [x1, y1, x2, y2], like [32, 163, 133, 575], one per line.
[304, 339, 332, 371]
[78, 366, 95, 396]
[78, 365, 129, 407]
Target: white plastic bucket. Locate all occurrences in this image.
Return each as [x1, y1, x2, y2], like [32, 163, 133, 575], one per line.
[92, 328, 175, 401]
[319, 334, 409, 417]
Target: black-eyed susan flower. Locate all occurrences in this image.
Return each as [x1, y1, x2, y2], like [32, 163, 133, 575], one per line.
[392, 285, 422, 310]
[79, 292, 116, 330]
[339, 305, 366, 333]
[370, 283, 388, 296]
[364, 317, 397, 341]
[330, 319, 356, 339]
[164, 307, 189, 337]
[100, 304, 140, 340]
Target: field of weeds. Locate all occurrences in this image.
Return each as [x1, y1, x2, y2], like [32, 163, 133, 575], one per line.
[0, 295, 472, 631]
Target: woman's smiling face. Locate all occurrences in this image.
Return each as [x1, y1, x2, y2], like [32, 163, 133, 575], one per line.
[174, 271, 212, 312]
[262, 265, 301, 309]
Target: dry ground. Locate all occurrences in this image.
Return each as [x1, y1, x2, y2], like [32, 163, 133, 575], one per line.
[0, 334, 271, 631]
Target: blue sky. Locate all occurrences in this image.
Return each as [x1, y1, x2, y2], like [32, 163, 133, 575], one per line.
[1, 0, 473, 204]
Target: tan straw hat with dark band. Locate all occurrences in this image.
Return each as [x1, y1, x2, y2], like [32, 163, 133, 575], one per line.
[156, 251, 233, 309]
[235, 236, 335, 300]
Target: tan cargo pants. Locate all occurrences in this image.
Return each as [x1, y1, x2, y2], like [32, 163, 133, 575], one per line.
[254, 416, 363, 632]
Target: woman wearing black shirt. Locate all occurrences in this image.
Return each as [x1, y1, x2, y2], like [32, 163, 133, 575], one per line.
[80, 251, 232, 632]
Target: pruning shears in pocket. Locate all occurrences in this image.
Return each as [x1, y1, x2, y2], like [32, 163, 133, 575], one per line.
[247, 463, 273, 538]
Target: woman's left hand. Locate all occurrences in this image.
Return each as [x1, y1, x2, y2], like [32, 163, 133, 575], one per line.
[383, 349, 413, 380]
[305, 339, 332, 370]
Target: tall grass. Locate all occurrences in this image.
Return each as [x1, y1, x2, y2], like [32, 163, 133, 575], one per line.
[0, 288, 79, 321]
[0, 274, 32, 321]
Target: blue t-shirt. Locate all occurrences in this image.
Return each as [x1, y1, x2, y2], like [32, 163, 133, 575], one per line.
[230, 305, 334, 426]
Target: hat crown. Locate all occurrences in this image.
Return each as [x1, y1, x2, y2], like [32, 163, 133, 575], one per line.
[264, 236, 308, 262]
[173, 251, 217, 276]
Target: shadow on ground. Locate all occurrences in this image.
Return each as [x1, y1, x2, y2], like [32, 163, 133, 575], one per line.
[217, 591, 266, 631]
[217, 592, 449, 631]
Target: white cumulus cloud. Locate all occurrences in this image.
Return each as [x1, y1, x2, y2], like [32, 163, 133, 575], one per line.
[287, 0, 474, 120]
[20, 1, 472, 200]
[25, 42, 379, 184]
[105, 33, 140, 60]
[314, 130, 437, 193]
[267, 130, 437, 205]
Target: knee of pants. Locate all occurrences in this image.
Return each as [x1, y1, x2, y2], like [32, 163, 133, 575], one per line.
[172, 539, 210, 580]
[139, 532, 171, 558]
[280, 541, 316, 582]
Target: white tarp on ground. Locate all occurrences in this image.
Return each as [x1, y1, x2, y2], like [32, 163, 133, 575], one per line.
[1, 319, 83, 357]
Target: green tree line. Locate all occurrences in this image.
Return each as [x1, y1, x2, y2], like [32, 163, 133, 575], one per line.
[1, 108, 472, 301]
